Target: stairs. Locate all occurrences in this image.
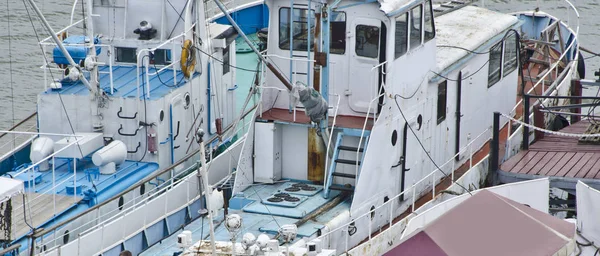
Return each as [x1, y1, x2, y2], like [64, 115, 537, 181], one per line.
[324, 129, 370, 198]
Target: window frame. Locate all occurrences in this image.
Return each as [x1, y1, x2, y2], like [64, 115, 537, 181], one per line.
[278, 7, 346, 55]
[394, 12, 408, 59]
[355, 24, 380, 59]
[502, 33, 518, 77]
[437, 80, 447, 124]
[409, 5, 423, 50]
[115, 47, 137, 63]
[487, 41, 503, 88]
[423, 0, 435, 43]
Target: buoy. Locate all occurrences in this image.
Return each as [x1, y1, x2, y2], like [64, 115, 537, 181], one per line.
[180, 39, 196, 78]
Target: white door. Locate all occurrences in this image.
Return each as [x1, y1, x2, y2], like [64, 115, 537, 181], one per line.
[348, 18, 382, 113]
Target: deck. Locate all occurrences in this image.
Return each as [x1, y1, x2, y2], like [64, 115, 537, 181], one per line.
[498, 121, 600, 191]
[0, 113, 38, 162]
[44, 65, 193, 100]
[2, 193, 81, 241]
[259, 108, 374, 130]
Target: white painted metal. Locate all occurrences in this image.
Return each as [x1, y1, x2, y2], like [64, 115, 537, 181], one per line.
[254, 122, 282, 183]
[30, 137, 55, 171]
[0, 177, 23, 204]
[91, 140, 127, 167]
[53, 133, 104, 159]
[347, 18, 381, 113]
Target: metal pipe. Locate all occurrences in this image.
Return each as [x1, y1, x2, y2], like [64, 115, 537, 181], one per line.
[489, 112, 500, 185]
[212, 0, 294, 91]
[523, 94, 530, 150]
[198, 134, 217, 254]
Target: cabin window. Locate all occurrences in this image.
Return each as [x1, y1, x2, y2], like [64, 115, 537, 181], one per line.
[279, 8, 315, 51]
[223, 46, 231, 74]
[394, 13, 408, 58]
[503, 33, 518, 77]
[116, 47, 137, 63]
[151, 49, 171, 65]
[424, 0, 435, 42]
[437, 80, 447, 124]
[356, 25, 380, 58]
[488, 42, 503, 87]
[330, 12, 347, 54]
[409, 5, 422, 50]
[279, 8, 346, 54]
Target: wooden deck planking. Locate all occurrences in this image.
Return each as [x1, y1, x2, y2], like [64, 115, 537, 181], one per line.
[259, 108, 374, 130]
[564, 152, 594, 178]
[555, 152, 585, 177]
[503, 121, 600, 179]
[516, 152, 547, 174]
[2, 192, 81, 241]
[576, 154, 600, 178]
[545, 152, 576, 176]
[500, 151, 527, 171]
[527, 151, 556, 175]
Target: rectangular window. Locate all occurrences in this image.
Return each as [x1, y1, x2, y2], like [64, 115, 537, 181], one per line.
[409, 5, 422, 50]
[355, 25, 380, 58]
[116, 47, 137, 63]
[503, 33, 518, 77]
[152, 49, 171, 65]
[330, 12, 346, 54]
[394, 13, 408, 59]
[488, 42, 503, 87]
[424, 0, 435, 42]
[279, 8, 346, 54]
[279, 8, 315, 51]
[223, 46, 230, 75]
[437, 80, 447, 124]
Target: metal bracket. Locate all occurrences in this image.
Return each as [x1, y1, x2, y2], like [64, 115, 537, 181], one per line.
[117, 107, 138, 120]
[127, 142, 141, 153]
[118, 124, 139, 137]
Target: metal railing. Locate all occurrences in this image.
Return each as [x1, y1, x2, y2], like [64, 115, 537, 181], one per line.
[29, 103, 258, 250]
[36, 113, 255, 255]
[313, 127, 492, 252]
[323, 94, 341, 188]
[509, 2, 580, 118]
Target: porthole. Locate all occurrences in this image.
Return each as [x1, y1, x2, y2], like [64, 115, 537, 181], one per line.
[63, 230, 70, 244]
[417, 114, 423, 130]
[391, 130, 398, 146]
[118, 196, 124, 211]
[184, 93, 191, 109]
[159, 110, 165, 122]
[384, 196, 389, 203]
[140, 183, 146, 195]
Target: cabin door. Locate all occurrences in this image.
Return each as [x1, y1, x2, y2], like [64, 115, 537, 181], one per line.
[348, 18, 382, 113]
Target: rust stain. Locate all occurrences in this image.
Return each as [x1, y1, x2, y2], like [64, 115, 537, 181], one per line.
[308, 127, 325, 182]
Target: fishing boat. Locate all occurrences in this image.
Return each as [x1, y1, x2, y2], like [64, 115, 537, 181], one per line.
[1, 0, 584, 255]
[0, 0, 261, 254]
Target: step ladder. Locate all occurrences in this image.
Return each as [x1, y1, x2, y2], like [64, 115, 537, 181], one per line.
[324, 129, 370, 198]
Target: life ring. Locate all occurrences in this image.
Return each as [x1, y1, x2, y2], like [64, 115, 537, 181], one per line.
[180, 39, 196, 78]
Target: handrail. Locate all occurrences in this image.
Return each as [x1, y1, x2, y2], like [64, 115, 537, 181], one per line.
[37, 114, 255, 251]
[510, 5, 579, 117]
[33, 103, 258, 239]
[39, 19, 85, 44]
[314, 127, 492, 248]
[356, 93, 384, 177]
[324, 94, 341, 188]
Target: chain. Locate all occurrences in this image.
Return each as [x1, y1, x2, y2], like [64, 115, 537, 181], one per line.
[501, 112, 600, 138]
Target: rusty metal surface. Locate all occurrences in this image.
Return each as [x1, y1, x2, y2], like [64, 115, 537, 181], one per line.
[307, 127, 325, 182]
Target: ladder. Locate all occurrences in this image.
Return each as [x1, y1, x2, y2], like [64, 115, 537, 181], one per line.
[323, 129, 370, 198]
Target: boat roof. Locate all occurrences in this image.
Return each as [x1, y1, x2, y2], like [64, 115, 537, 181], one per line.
[434, 6, 519, 74]
[387, 190, 574, 256]
[0, 177, 23, 203]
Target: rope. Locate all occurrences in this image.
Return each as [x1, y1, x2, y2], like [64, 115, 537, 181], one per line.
[500, 112, 600, 138]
